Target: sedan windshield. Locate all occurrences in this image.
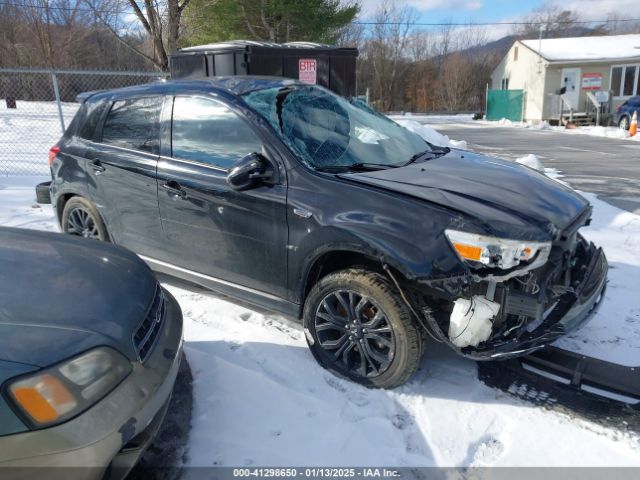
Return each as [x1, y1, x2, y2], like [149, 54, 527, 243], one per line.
[242, 85, 433, 170]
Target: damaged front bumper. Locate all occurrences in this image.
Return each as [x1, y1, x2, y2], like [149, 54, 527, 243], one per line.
[417, 234, 608, 360]
[469, 243, 607, 359]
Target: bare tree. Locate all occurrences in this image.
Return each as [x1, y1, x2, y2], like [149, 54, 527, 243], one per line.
[512, 3, 585, 38]
[361, 0, 416, 110]
[604, 12, 640, 35]
[85, 0, 193, 70]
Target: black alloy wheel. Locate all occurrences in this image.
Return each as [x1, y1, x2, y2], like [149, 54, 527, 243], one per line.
[314, 290, 395, 378]
[304, 269, 423, 389]
[61, 196, 109, 242]
[67, 206, 100, 239]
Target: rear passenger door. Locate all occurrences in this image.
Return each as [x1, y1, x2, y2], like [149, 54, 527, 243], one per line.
[156, 95, 288, 298]
[85, 96, 165, 257]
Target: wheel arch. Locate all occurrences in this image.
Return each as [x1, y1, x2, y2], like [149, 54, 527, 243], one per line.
[57, 193, 111, 241]
[55, 192, 78, 225]
[299, 247, 412, 308]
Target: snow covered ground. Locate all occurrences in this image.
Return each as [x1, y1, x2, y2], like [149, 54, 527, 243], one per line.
[0, 101, 78, 176]
[388, 112, 640, 143]
[388, 113, 475, 124]
[486, 118, 640, 143]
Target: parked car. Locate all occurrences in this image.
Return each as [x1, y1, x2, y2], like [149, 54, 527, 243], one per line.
[0, 227, 183, 478]
[48, 78, 607, 389]
[614, 96, 640, 129]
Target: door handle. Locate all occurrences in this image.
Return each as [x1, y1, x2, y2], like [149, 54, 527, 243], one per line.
[91, 160, 106, 174]
[161, 181, 187, 199]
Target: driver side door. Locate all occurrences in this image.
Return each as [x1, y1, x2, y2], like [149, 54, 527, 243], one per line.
[156, 95, 288, 298]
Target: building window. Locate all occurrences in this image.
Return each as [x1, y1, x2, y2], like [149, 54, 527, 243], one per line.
[611, 64, 639, 98]
[514, 46, 519, 61]
[501, 78, 509, 90]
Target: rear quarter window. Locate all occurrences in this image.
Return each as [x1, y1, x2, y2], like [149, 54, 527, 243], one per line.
[78, 101, 107, 141]
[101, 96, 163, 154]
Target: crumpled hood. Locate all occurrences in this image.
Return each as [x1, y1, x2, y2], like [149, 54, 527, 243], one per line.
[339, 150, 589, 240]
[0, 228, 157, 366]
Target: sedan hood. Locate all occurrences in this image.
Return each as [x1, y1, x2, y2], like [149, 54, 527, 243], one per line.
[339, 150, 589, 240]
[0, 228, 157, 366]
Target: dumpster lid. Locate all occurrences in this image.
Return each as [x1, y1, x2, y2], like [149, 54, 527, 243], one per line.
[179, 40, 357, 54]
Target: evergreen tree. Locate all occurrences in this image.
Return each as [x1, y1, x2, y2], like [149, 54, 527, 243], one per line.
[183, 0, 359, 46]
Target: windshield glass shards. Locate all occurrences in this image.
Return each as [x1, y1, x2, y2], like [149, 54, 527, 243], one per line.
[243, 85, 438, 170]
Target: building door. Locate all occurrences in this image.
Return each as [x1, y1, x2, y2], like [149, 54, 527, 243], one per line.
[561, 68, 581, 110]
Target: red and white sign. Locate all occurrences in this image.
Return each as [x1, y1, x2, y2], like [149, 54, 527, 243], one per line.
[298, 58, 317, 85]
[582, 73, 603, 90]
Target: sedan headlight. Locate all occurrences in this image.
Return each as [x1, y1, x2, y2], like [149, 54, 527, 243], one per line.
[5, 347, 131, 428]
[445, 229, 551, 270]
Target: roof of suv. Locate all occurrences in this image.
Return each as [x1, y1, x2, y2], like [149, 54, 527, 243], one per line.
[78, 76, 302, 103]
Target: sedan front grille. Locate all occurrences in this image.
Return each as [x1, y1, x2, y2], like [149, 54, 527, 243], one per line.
[133, 286, 165, 362]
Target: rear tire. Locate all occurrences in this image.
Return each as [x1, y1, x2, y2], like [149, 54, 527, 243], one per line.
[619, 115, 630, 130]
[303, 269, 423, 389]
[61, 196, 109, 242]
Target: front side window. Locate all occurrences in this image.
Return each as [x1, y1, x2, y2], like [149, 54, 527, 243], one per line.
[101, 97, 162, 154]
[171, 96, 262, 169]
[242, 85, 432, 169]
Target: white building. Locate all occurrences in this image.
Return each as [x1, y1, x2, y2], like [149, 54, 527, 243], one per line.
[490, 33, 640, 123]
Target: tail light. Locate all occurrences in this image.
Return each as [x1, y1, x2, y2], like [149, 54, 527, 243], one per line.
[48, 145, 60, 166]
[616, 105, 622, 113]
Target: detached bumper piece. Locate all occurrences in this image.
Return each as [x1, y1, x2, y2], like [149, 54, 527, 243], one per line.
[522, 347, 640, 405]
[479, 346, 640, 423]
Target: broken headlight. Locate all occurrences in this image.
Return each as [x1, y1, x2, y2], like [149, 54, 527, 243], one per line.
[445, 229, 551, 270]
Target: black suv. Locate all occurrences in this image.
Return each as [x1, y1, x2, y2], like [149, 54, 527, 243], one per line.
[49, 77, 607, 388]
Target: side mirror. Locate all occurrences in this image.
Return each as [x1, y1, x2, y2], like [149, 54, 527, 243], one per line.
[226, 153, 273, 191]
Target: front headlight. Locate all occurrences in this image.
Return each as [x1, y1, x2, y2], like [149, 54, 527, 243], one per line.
[445, 229, 551, 270]
[4, 347, 131, 428]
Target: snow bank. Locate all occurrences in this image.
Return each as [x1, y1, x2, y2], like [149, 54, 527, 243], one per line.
[388, 113, 475, 124]
[516, 154, 544, 171]
[488, 117, 640, 142]
[394, 119, 468, 149]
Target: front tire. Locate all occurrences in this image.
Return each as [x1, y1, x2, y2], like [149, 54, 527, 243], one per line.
[619, 115, 630, 130]
[61, 196, 109, 241]
[303, 269, 423, 389]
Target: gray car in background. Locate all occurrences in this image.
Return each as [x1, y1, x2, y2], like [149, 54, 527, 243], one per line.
[0, 227, 183, 479]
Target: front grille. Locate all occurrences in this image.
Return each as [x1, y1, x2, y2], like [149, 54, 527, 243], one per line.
[133, 285, 165, 362]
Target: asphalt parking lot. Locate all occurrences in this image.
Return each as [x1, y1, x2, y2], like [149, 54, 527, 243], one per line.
[436, 124, 640, 214]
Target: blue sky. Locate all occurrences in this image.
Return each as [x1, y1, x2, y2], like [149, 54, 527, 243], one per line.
[357, 0, 633, 40]
[359, 0, 545, 23]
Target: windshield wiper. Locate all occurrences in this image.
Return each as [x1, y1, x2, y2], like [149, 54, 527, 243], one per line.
[315, 162, 399, 173]
[403, 147, 450, 166]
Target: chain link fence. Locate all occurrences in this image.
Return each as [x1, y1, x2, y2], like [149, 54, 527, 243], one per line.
[0, 68, 168, 176]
